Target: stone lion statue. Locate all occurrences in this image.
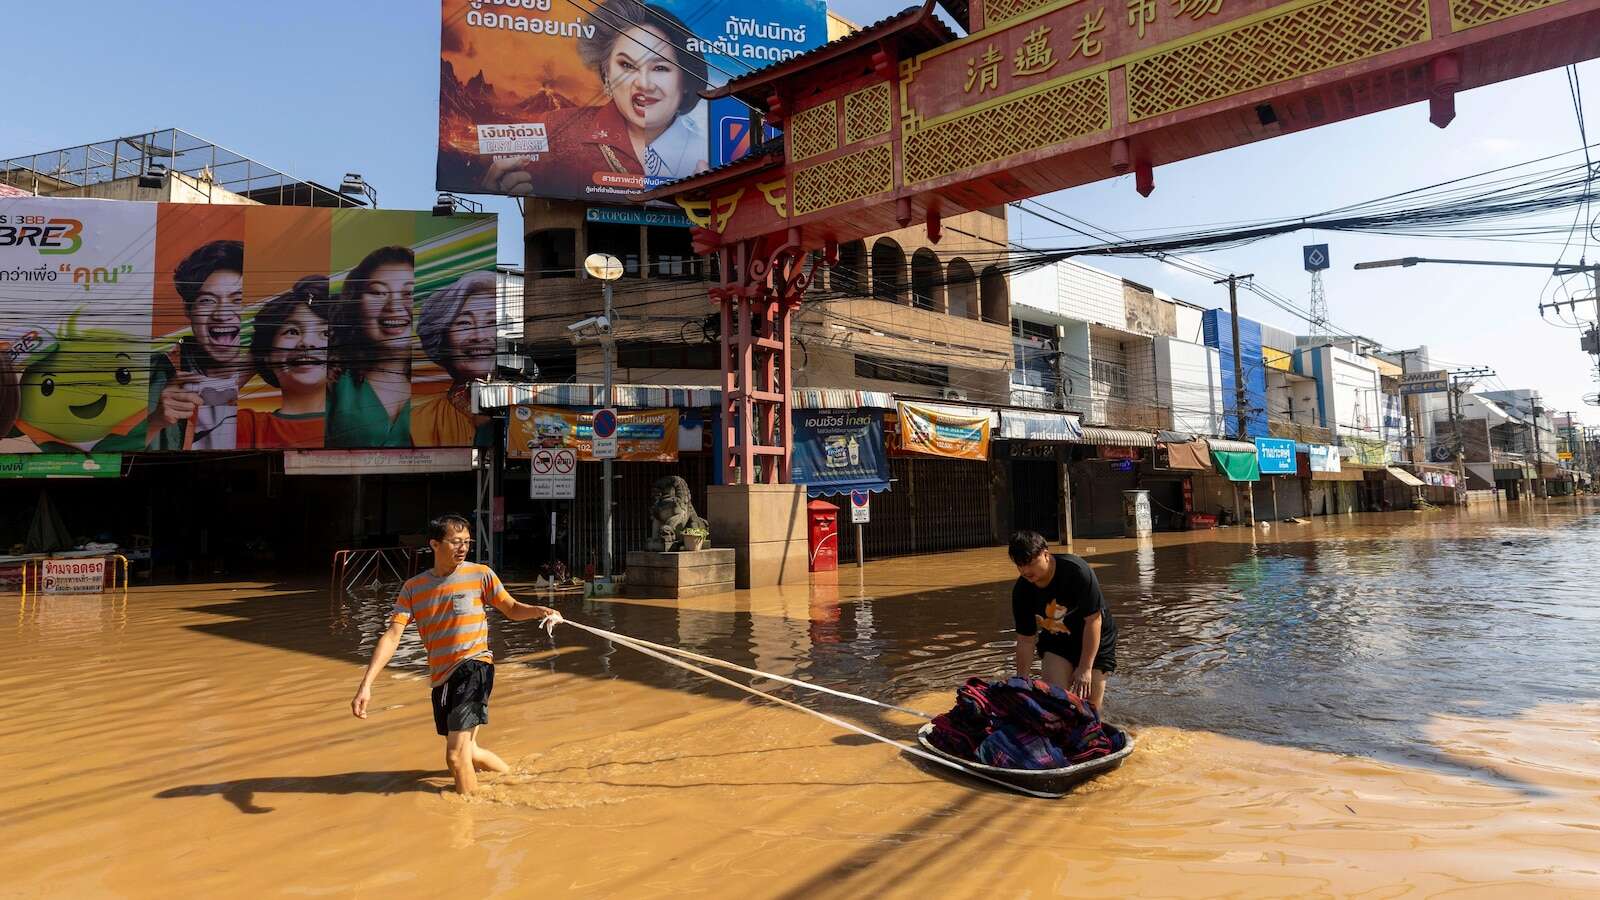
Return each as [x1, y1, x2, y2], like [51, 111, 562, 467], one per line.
[646, 475, 708, 551]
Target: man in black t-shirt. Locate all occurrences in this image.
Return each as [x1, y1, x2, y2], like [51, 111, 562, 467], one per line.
[1009, 530, 1118, 710]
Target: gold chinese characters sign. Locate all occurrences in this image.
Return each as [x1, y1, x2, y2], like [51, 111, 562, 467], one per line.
[899, 0, 1436, 186]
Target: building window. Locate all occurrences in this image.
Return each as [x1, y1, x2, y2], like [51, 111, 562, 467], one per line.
[855, 354, 949, 387]
[584, 221, 641, 277]
[1092, 358, 1128, 399]
[1012, 319, 1058, 390]
[980, 265, 1009, 325]
[528, 228, 576, 278]
[836, 240, 867, 295]
[911, 248, 944, 312]
[619, 341, 720, 370]
[871, 238, 907, 303]
[646, 225, 703, 279]
[947, 257, 977, 320]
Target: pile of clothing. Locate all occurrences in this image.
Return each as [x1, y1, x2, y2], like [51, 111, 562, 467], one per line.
[926, 676, 1125, 770]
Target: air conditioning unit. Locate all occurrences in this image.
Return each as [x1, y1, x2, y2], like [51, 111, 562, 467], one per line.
[940, 387, 967, 401]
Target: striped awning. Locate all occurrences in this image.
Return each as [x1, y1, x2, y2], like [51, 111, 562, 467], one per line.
[792, 388, 897, 410]
[1077, 426, 1155, 447]
[1206, 439, 1258, 453]
[474, 382, 896, 412]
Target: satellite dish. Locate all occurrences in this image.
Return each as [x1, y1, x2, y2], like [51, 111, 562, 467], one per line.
[583, 253, 624, 281]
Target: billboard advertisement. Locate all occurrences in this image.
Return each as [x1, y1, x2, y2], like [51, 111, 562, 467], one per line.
[897, 402, 990, 461]
[437, 0, 826, 200]
[0, 197, 496, 453]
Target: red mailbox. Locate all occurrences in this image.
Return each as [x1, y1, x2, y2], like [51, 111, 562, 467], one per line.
[807, 500, 839, 572]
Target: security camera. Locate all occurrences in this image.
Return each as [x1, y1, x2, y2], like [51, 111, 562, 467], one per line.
[567, 315, 611, 334]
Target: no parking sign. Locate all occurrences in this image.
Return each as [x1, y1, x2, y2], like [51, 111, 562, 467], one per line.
[592, 408, 619, 459]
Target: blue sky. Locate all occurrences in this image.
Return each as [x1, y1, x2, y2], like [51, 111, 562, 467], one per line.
[5, 1, 1598, 419]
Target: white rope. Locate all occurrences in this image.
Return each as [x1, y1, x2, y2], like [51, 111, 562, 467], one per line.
[553, 619, 1063, 800]
[553, 622, 935, 720]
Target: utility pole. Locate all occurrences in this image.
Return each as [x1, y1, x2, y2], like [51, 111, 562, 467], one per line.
[1396, 349, 1419, 463]
[581, 253, 623, 577]
[1215, 273, 1254, 526]
[1530, 392, 1544, 498]
[1448, 367, 1494, 505]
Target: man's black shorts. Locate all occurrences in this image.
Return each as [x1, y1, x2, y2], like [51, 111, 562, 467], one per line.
[431, 659, 494, 736]
[1039, 640, 1117, 674]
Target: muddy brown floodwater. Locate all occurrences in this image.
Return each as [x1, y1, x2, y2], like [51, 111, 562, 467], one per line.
[4, 501, 1599, 896]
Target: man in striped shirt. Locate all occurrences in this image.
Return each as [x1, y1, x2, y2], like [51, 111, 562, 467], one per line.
[351, 514, 562, 794]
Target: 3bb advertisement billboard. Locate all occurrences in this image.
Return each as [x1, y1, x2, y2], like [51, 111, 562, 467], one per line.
[437, 0, 826, 201]
[0, 197, 496, 454]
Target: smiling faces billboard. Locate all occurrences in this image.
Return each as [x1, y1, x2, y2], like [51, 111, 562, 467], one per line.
[0, 197, 496, 453]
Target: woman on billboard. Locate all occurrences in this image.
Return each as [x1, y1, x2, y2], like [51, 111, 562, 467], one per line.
[482, 0, 710, 196]
[413, 271, 496, 447]
[238, 276, 331, 449]
[325, 246, 415, 448]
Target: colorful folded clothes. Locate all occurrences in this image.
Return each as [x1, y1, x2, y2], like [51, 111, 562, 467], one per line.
[926, 676, 1124, 770]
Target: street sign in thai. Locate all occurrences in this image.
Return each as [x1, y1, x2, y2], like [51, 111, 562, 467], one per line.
[591, 408, 619, 460]
[1399, 370, 1450, 395]
[530, 448, 577, 500]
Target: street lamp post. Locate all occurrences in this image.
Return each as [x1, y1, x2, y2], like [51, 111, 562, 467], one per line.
[582, 253, 623, 577]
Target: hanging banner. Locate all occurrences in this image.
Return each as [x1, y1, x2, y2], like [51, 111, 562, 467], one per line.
[897, 402, 990, 461]
[791, 408, 889, 496]
[998, 409, 1083, 442]
[1255, 437, 1298, 475]
[1211, 449, 1260, 482]
[507, 405, 678, 462]
[284, 448, 477, 475]
[1308, 444, 1341, 473]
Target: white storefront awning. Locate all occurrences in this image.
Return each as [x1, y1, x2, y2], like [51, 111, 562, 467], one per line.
[1077, 426, 1155, 447]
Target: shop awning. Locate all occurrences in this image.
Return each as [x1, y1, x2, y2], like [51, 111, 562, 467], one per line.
[474, 382, 899, 412]
[999, 409, 1084, 442]
[1385, 466, 1425, 487]
[1160, 439, 1211, 471]
[1312, 467, 1366, 482]
[1211, 449, 1261, 482]
[1078, 426, 1155, 447]
[1207, 439, 1257, 453]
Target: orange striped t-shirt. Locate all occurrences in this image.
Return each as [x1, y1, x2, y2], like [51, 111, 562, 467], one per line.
[389, 562, 516, 687]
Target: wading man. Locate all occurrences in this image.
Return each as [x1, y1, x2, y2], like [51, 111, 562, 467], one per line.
[351, 514, 562, 794]
[1009, 530, 1118, 710]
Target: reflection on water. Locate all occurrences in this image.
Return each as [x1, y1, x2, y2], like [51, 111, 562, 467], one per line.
[401, 500, 1600, 777]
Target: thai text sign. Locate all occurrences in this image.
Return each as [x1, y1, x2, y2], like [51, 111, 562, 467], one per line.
[999, 409, 1083, 442]
[42, 557, 106, 594]
[507, 405, 678, 462]
[437, 0, 826, 200]
[791, 408, 889, 495]
[1399, 370, 1450, 395]
[0, 454, 120, 478]
[284, 448, 478, 475]
[898, 402, 990, 461]
[1308, 444, 1340, 473]
[1255, 437, 1297, 475]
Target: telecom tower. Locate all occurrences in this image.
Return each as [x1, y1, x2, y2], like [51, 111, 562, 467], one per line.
[1304, 243, 1330, 337]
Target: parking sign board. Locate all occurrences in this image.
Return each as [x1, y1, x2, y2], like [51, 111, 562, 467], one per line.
[592, 408, 619, 459]
[850, 490, 870, 524]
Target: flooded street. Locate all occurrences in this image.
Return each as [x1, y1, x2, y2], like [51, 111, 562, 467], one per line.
[5, 500, 1600, 896]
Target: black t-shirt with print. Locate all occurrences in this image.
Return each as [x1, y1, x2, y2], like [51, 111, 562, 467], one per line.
[1011, 553, 1118, 671]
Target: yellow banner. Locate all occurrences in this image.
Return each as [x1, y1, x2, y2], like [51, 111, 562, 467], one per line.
[897, 402, 990, 461]
[507, 405, 678, 463]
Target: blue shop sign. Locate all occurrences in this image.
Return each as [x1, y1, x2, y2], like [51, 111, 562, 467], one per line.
[791, 408, 890, 497]
[1256, 437, 1298, 475]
